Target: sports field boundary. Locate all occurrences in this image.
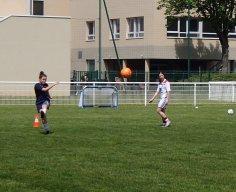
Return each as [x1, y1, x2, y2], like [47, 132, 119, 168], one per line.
[0, 81, 236, 106]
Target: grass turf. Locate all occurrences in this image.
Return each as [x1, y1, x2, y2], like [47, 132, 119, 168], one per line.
[0, 104, 236, 192]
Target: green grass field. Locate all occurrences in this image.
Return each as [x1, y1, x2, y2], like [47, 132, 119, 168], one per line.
[0, 104, 236, 192]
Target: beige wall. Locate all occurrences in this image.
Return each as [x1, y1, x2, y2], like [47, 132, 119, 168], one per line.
[0, 15, 71, 82]
[45, 0, 70, 16]
[0, 0, 28, 15]
[0, 0, 70, 16]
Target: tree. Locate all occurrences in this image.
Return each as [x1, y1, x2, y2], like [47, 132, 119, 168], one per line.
[157, 0, 236, 72]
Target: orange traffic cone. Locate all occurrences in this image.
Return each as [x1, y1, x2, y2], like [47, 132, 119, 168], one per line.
[33, 114, 40, 128]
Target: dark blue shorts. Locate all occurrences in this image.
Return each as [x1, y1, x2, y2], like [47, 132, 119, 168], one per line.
[36, 100, 50, 112]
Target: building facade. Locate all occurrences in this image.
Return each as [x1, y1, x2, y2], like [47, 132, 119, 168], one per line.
[71, 0, 236, 82]
[1, 0, 236, 82]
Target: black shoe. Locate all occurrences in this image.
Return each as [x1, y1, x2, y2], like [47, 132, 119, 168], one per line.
[40, 111, 45, 118]
[44, 130, 54, 135]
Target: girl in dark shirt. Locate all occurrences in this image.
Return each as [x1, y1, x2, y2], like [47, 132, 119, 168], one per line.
[34, 71, 59, 134]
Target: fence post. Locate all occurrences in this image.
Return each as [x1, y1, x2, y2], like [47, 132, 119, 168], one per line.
[208, 83, 211, 100]
[144, 82, 147, 106]
[232, 83, 235, 102]
[194, 83, 197, 106]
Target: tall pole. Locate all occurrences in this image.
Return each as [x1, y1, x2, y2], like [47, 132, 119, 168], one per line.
[103, 0, 124, 82]
[98, 0, 102, 80]
[187, 0, 191, 79]
[103, 0, 122, 69]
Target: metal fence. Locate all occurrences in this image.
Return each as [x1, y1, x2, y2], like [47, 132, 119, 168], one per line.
[0, 81, 236, 106]
[71, 70, 195, 82]
[71, 70, 236, 82]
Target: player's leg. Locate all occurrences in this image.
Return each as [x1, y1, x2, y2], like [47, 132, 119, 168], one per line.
[163, 99, 171, 127]
[157, 107, 166, 121]
[40, 101, 52, 134]
[157, 99, 171, 127]
[161, 108, 166, 127]
[157, 99, 166, 124]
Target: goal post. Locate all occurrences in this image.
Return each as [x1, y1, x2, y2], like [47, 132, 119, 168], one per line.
[79, 86, 118, 108]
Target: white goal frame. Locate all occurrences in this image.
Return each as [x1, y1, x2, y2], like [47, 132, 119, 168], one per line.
[79, 85, 118, 108]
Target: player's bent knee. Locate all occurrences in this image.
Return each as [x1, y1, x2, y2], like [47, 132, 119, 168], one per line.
[157, 108, 162, 113]
[42, 108, 47, 114]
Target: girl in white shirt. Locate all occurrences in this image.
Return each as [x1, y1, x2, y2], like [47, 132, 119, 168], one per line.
[149, 72, 171, 127]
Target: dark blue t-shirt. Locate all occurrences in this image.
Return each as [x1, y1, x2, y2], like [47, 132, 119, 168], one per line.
[34, 83, 50, 104]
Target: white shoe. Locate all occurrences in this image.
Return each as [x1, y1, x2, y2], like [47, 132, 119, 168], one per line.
[160, 123, 166, 127]
[165, 120, 171, 127]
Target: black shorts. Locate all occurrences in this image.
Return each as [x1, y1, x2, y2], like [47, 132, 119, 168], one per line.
[36, 100, 50, 112]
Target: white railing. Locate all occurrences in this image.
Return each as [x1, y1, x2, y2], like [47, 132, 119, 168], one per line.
[0, 81, 236, 106]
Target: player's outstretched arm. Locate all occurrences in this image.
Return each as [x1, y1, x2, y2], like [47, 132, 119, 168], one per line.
[149, 91, 158, 103]
[42, 81, 59, 92]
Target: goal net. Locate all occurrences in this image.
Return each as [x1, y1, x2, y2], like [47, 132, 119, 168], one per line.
[209, 82, 235, 102]
[79, 86, 118, 108]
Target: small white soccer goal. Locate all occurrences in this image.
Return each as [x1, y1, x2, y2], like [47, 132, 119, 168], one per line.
[209, 82, 235, 102]
[79, 86, 118, 108]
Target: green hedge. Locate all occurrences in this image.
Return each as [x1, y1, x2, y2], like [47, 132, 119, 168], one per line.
[183, 73, 236, 82]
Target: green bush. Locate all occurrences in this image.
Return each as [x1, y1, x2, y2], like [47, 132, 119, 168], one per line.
[182, 72, 236, 82]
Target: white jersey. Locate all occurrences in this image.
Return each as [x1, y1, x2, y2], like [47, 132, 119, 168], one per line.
[157, 79, 171, 99]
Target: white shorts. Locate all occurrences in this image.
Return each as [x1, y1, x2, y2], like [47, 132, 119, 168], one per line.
[158, 98, 168, 109]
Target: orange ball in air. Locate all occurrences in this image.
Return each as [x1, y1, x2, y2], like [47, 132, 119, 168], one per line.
[120, 67, 132, 78]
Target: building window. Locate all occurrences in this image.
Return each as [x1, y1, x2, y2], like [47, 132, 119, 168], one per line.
[33, 0, 44, 15]
[110, 19, 120, 39]
[167, 17, 178, 31]
[86, 21, 95, 41]
[202, 20, 218, 38]
[228, 26, 236, 38]
[87, 60, 95, 71]
[167, 17, 236, 39]
[167, 17, 201, 38]
[78, 51, 82, 59]
[127, 17, 144, 39]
